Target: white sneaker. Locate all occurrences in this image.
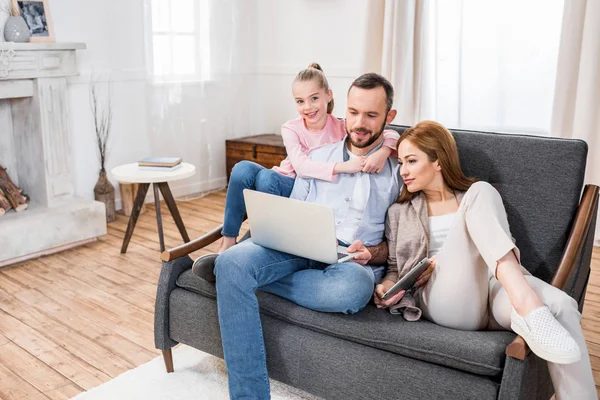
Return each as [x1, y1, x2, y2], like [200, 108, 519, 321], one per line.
[510, 306, 581, 364]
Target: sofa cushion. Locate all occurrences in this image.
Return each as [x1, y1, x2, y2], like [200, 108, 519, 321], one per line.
[388, 125, 587, 284]
[177, 270, 515, 377]
[169, 288, 503, 400]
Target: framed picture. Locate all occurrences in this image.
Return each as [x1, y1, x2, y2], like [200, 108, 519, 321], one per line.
[11, 0, 54, 42]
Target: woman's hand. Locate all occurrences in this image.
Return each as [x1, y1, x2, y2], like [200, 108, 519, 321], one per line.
[363, 147, 392, 174]
[415, 255, 437, 287]
[374, 280, 405, 309]
[346, 240, 371, 265]
[334, 156, 366, 174]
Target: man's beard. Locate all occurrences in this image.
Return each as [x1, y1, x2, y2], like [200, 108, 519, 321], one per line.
[345, 118, 387, 149]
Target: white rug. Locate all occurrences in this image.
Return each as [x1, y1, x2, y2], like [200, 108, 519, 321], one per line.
[71, 345, 321, 400]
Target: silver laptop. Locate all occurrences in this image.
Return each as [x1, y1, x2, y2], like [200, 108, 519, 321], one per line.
[243, 189, 354, 264]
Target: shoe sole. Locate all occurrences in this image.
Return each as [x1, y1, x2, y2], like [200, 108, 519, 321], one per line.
[510, 321, 581, 364]
[192, 254, 217, 282]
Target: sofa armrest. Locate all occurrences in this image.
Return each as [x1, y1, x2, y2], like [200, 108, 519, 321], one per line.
[160, 225, 223, 261]
[550, 184, 599, 289]
[154, 256, 193, 350]
[506, 184, 600, 360]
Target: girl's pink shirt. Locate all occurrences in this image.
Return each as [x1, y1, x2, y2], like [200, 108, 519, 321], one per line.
[272, 114, 399, 182]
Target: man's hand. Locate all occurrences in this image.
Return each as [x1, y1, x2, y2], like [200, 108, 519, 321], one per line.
[363, 239, 388, 265]
[363, 147, 392, 174]
[346, 240, 371, 265]
[374, 280, 405, 309]
[415, 255, 437, 287]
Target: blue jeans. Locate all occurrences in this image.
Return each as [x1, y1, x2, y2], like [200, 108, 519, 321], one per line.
[215, 240, 378, 399]
[223, 161, 295, 238]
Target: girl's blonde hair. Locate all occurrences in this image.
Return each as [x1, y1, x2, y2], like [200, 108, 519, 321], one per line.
[294, 62, 334, 114]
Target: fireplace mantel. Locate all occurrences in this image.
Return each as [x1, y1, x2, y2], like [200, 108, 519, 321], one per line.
[0, 42, 85, 84]
[0, 42, 106, 267]
[0, 42, 86, 50]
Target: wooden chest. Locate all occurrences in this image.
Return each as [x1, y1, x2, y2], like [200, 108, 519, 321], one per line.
[225, 134, 287, 182]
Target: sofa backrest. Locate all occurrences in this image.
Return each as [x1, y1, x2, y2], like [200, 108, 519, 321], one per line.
[388, 125, 588, 283]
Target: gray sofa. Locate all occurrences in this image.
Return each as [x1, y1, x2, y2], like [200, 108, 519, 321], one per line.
[155, 125, 599, 399]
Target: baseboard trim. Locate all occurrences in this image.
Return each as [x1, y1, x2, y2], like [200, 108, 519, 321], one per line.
[0, 237, 97, 268]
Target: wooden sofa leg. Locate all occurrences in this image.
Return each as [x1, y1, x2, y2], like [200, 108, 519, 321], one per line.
[162, 349, 174, 373]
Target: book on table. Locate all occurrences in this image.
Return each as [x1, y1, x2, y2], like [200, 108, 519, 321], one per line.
[138, 157, 182, 167]
[138, 163, 183, 172]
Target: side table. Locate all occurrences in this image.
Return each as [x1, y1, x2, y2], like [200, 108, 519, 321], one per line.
[111, 162, 196, 253]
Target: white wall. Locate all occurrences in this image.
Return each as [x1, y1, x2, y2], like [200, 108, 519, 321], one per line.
[251, 0, 383, 133]
[50, 0, 377, 207]
[51, 0, 262, 207]
[51, 0, 152, 207]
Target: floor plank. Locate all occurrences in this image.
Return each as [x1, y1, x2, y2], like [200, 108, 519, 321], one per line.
[0, 283, 136, 378]
[0, 306, 107, 390]
[0, 189, 598, 398]
[0, 334, 51, 400]
[44, 384, 84, 400]
[0, 337, 73, 394]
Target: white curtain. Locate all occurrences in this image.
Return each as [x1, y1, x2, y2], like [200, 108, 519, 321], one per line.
[365, 0, 563, 134]
[380, 0, 435, 125]
[142, 0, 258, 194]
[550, 0, 600, 245]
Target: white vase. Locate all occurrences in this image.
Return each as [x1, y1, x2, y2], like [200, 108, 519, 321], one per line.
[4, 15, 29, 43]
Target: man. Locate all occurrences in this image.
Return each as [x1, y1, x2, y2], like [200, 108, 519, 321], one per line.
[214, 73, 400, 399]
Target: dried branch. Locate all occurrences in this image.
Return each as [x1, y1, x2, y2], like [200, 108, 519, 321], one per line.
[89, 75, 113, 172]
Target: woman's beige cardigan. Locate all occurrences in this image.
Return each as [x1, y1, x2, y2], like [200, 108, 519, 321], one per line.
[383, 190, 466, 283]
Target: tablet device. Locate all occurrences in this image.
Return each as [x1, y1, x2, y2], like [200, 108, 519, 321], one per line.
[381, 257, 431, 300]
[337, 252, 358, 263]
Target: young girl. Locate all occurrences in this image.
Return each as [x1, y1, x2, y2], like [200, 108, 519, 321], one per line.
[218, 63, 400, 253]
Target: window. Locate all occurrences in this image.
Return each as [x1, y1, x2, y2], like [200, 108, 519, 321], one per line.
[148, 0, 210, 82]
[434, 0, 564, 134]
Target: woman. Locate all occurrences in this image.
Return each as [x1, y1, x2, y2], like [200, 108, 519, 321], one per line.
[376, 121, 596, 399]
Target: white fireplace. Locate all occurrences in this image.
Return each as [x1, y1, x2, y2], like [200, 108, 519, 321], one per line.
[0, 42, 106, 266]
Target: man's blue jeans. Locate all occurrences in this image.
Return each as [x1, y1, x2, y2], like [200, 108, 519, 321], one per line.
[215, 240, 380, 399]
[223, 161, 295, 238]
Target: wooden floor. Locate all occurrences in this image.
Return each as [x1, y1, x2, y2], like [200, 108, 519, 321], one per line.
[0, 189, 598, 399]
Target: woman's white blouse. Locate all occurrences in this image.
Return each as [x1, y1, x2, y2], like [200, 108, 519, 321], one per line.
[428, 212, 457, 257]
